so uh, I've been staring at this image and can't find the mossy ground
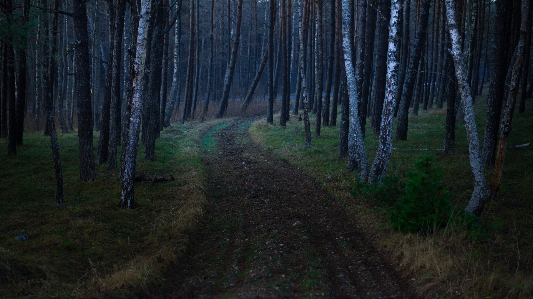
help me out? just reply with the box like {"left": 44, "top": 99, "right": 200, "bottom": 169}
{"left": 0, "top": 120, "right": 224, "bottom": 297}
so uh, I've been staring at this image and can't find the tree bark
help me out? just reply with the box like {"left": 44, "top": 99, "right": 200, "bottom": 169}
{"left": 444, "top": 0, "right": 487, "bottom": 217}
{"left": 490, "top": 0, "right": 531, "bottom": 195}
{"left": 370, "top": 0, "right": 391, "bottom": 135}
{"left": 120, "top": 0, "right": 151, "bottom": 209}
{"left": 241, "top": 47, "right": 268, "bottom": 112}
{"left": 314, "top": 0, "right": 324, "bottom": 135}
{"left": 342, "top": 0, "right": 368, "bottom": 178}
{"left": 267, "top": 0, "right": 276, "bottom": 124}
{"left": 481, "top": 0, "right": 513, "bottom": 169}
{"left": 368, "top": 0, "right": 401, "bottom": 183}
{"left": 44, "top": 0, "right": 64, "bottom": 205}
{"left": 164, "top": 0, "right": 183, "bottom": 126}
{"left": 107, "top": 0, "right": 126, "bottom": 169}
{"left": 73, "top": 0, "right": 96, "bottom": 181}
{"left": 216, "top": 0, "right": 244, "bottom": 118}
{"left": 395, "top": 0, "right": 431, "bottom": 141}
{"left": 298, "top": 0, "right": 312, "bottom": 148}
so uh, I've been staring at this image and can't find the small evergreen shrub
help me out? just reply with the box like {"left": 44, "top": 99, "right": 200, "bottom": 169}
{"left": 388, "top": 155, "right": 452, "bottom": 233}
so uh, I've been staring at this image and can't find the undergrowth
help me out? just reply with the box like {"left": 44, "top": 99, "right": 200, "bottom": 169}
{"left": 0, "top": 120, "right": 225, "bottom": 297}
{"left": 250, "top": 101, "right": 533, "bottom": 298}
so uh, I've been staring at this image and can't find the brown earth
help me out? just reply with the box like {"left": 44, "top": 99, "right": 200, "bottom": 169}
{"left": 150, "top": 118, "right": 416, "bottom": 298}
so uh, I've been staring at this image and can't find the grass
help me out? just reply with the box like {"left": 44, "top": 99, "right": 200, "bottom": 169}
{"left": 0, "top": 120, "right": 222, "bottom": 297}
{"left": 249, "top": 100, "right": 533, "bottom": 298}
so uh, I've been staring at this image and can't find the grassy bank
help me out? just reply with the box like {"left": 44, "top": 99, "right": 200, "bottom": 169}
{"left": 0, "top": 120, "right": 228, "bottom": 297}
{"left": 249, "top": 104, "right": 533, "bottom": 298}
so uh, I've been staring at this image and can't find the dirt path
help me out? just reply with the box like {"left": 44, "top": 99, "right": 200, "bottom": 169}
{"left": 157, "top": 119, "right": 414, "bottom": 298}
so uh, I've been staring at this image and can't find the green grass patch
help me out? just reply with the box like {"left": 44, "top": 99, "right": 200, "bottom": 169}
{"left": 250, "top": 104, "right": 533, "bottom": 298}
{"left": 0, "top": 121, "right": 211, "bottom": 297}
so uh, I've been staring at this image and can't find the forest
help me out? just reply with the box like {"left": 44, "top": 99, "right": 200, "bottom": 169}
{"left": 0, "top": 0, "right": 532, "bottom": 297}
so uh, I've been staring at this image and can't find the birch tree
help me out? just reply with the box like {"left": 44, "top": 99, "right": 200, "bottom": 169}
{"left": 341, "top": 0, "right": 368, "bottom": 177}
{"left": 119, "top": 0, "right": 151, "bottom": 209}
{"left": 444, "top": 0, "right": 487, "bottom": 216}
{"left": 368, "top": 0, "right": 401, "bottom": 182}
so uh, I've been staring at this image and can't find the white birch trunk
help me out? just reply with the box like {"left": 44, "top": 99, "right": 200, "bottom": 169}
{"left": 120, "top": 0, "right": 151, "bottom": 209}
{"left": 444, "top": 0, "right": 487, "bottom": 216}
{"left": 341, "top": 0, "right": 368, "bottom": 179}
{"left": 368, "top": 0, "right": 401, "bottom": 183}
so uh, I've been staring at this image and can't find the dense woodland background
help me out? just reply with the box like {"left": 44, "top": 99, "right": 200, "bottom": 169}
{"left": 1, "top": 0, "right": 533, "bottom": 297}
{"left": 0, "top": 0, "right": 531, "bottom": 210}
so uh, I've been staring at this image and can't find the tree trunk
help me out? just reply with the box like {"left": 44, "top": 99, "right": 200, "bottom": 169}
{"left": 145, "top": 0, "right": 168, "bottom": 161}
{"left": 444, "top": 0, "right": 487, "bottom": 217}
{"left": 355, "top": 0, "right": 367, "bottom": 135}
{"left": 368, "top": 0, "right": 401, "bottom": 182}
{"left": 216, "top": 0, "right": 243, "bottom": 118}
{"left": 203, "top": 0, "right": 215, "bottom": 116}
{"left": 181, "top": 0, "right": 196, "bottom": 123}
{"left": 370, "top": 0, "right": 391, "bottom": 135}
{"left": 395, "top": 0, "right": 431, "bottom": 141}
{"left": 98, "top": 1, "right": 116, "bottom": 165}
{"left": 322, "top": 0, "right": 334, "bottom": 127}
{"left": 164, "top": 0, "right": 183, "bottom": 126}
{"left": 73, "top": 0, "right": 96, "bottom": 181}
{"left": 267, "top": 0, "right": 276, "bottom": 124}
{"left": 330, "top": 0, "right": 342, "bottom": 126}
{"left": 5, "top": 0, "right": 16, "bottom": 155}
{"left": 481, "top": 0, "right": 513, "bottom": 169}
{"left": 241, "top": 47, "right": 268, "bottom": 112}
{"left": 280, "top": 0, "right": 289, "bottom": 126}
{"left": 342, "top": 0, "right": 368, "bottom": 178}
{"left": 298, "top": 0, "right": 312, "bottom": 148}
{"left": 15, "top": 0, "right": 30, "bottom": 145}
{"left": 44, "top": 0, "right": 64, "bottom": 205}
{"left": 120, "top": 0, "right": 151, "bottom": 209}
{"left": 490, "top": 0, "right": 531, "bottom": 195}
{"left": 314, "top": 0, "right": 324, "bottom": 136}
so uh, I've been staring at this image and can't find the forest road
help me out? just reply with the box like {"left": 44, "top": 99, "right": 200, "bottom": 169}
{"left": 154, "top": 118, "right": 415, "bottom": 298}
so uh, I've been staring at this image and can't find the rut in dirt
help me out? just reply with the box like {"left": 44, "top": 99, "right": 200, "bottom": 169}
{"left": 160, "top": 119, "right": 414, "bottom": 298}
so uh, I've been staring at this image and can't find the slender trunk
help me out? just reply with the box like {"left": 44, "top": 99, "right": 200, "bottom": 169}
{"left": 314, "top": 0, "right": 324, "bottom": 136}
{"left": 216, "top": 0, "right": 244, "bottom": 118}
{"left": 164, "top": 0, "right": 183, "bottom": 126}
{"left": 395, "top": 0, "right": 431, "bottom": 141}
{"left": 370, "top": 0, "right": 391, "bottom": 135}
{"left": 203, "top": 0, "right": 215, "bottom": 116}
{"left": 445, "top": 0, "right": 487, "bottom": 217}
{"left": 323, "top": 0, "right": 335, "bottom": 127}
{"left": 481, "top": 0, "right": 513, "bottom": 169}
{"left": 355, "top": 0, "right": 367, "bottom": 135}
{"left": 267, "top": 0, "right": 276, "bottom": 124}
{"left": 241, "top": 47, "right": 268, "bottom": 112}
{"left": 490, "top": 0, "right": 531, "bottom": 195}
{"left": 15, "top": 0, "right": 30, "bottom": 145}
{"left": 368, "top": 0, "right": 401, "bottom": 183}
{"left": 342, "top": 0, "right": 368, "bottom": 178}
{"left": 330, "top": 0, "right": 342, "bottom": 126}
{"left": 44, "top": 0, "right": 64, "bottom": 205}
{"left": 73, "top": 0, "right": 96, "bottom": 181}
{"left": 120, "top": 0, "right": 151, "bottom": 209}
{"left": 298, "top": 0, "right": 312, "bottom": 148}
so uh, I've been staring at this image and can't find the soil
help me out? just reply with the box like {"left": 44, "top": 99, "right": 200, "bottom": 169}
{"left": 151, "top": 118, "right": 416, "bottom": 298}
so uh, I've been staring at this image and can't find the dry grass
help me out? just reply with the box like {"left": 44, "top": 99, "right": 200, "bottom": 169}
{"left": 249, "top": 101, "right": 533, "bottom": 298}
